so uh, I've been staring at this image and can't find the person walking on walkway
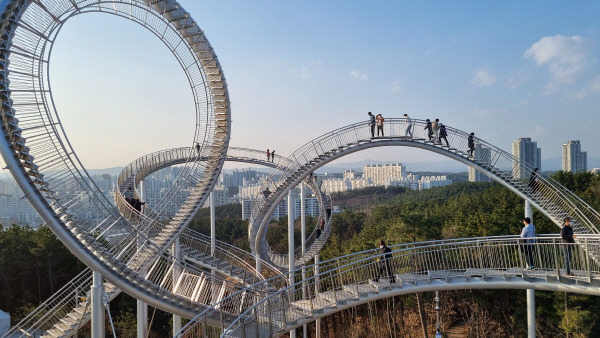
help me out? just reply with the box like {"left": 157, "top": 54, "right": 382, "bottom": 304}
{"left": 375, "top": 240, "right": 395, "bottom": 283}
{"left": 424, "top": 119, "right": 433, "bottom": 141}
{"left": 467, "top": 132, "right": 475, "bottom": 156}
{"left": 368, "top": 112, "right": 376, "bottom": 137}
{"left": 561, "top": 217, "right": 576, "bottom": 276}
{"left": 432, "top": 118, "right": 440, "bottom": 143}
{"left": 403, "top": 113, "right": 413, "bottom": 137}
{"left": 520, "top": 217, "right": 536, "bottom": 269}
{"left": 376, "top": 114, "right": 385, "bottom": 137}
{"left": 271, "top": 149, "right": 275, "bottom": 162}
{"left": 124, "top": 187, "right": 134, "bottom": 204}
{"left": 439, "top": 123, "right": 449, "bottom": 146}
{"left": 266, "top": 149, "right": 270, "bottom": 162}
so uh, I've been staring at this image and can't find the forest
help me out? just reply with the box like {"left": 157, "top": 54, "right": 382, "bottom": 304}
{"left": 1, "top": 170, "right": 599, "bottom": 337}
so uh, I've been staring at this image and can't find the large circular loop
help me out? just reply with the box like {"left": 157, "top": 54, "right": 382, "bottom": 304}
{"left": 0, "top": 0, "right": 230, "bottom": 317}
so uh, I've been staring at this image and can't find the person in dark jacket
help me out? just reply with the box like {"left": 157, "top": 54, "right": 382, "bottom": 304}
{"left": 467, "top": 132, "right": 475, "bottom": 156}
{"left": 439, "top": 123, "right": 449, "bottom": 147}
{"left": 561, "top": 217, "right": 576, "bottom": 276}
{"left": 368, "top": 112, "right": 376, "bottom": 138}
{"left": 424, "top": 119, "right": 433, "bottom": 141}
{"left": 375, "top": 240, "right": 395, "bottom": 283}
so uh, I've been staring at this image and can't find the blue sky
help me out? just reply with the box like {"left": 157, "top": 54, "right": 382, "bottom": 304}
{"left": 3, "top": 1, "right": 600, "bottom": 172}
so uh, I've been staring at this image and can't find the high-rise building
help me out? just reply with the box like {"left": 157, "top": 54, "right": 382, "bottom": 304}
{"left": 469, "top": 144, "right": 492, "bottom": 182}
{"left": 363, "top": 163, "right": 406, "bottom": 186}
{"left": 562, "top": 140, "right": 587, "bottom": 173}
{"left": 512, "top": 137, "right": 541, "bottom": 179}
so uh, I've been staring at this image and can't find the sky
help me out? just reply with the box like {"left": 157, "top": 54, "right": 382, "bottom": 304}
{"left": 2, "top": 1, "right": 600, "bottom": 174}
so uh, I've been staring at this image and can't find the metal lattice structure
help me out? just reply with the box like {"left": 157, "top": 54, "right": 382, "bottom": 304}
{"left": 250, "top": 118, "right": 600, "bottom": 266}
{"left": 1, "top": 0, "right": 600, "bottom": 337}
{"left": 177, "top": 235, "right": 600, "bottom": 337}
{"left": 0, "top": 0, "right": 231, "bottom": 320}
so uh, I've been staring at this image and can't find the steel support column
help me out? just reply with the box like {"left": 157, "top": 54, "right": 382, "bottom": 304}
{"left": 136, "top": 300, "right": 147, "bottom": 338}
{"left": 91, "top": 271, "right": 105, "bottom": 338}
{"left": 300, "top": 183, "right": 307, "bottom": 338}
{"left": 315, "top": 254, "right": 321, "bottom": 338}
{"left": 288, "top": 189, "right": 296, "bottom": 338}
{"left": 525, "top": 200, "right": 536, "bottom": 338}
{"left": 210, "top": 190, "right": 216, "bottom": 256}
{"left": 172, "top": 239, "right": 182, "bottom": 335}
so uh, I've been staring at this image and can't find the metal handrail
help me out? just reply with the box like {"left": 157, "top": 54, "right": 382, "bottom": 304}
{"left": 3, "top": 225, "right": 282, "bottom": 338}
{"left": 177, "top": 234, "right": 600, "bottom": 337}
{"left": 249, "top": 118, "right": 600, "bottom": 264}
{"left": 0, "top": 0, "right": 232, "bottom": 321}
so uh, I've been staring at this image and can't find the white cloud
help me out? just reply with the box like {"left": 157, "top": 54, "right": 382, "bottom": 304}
{"left": 575, "top": 75, "right": 600, "bottom": 99}
{"left": 471, "top": 67, "right": 496, "bottom": 87}
{"left": 290, "top": 60, "right": 323, "bottom": 79}
{"left": 524, "top": 35, "right": 589, "bottom": 94}
{"left": 470, "top": 107, "right": 493, "bottom": 119}
{"left": 389, "top": 81, "right": 401, "bottom": 92}
{"left": 350, "top": 69, "right": 368, "bottom": 80}
{"left": 506, "top": 70, "right": 529, "bottom": 90}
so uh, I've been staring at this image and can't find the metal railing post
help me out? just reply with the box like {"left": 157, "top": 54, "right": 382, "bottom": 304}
{"left": 553, "top": 239, "right": 560, "bottom": 278}
{"left": 586, "top": 238, "right": 592, "bottom": 283}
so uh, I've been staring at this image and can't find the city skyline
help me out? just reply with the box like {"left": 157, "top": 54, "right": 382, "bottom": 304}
{"left": 1, "top": 1, "right": 599, "bottom": 172}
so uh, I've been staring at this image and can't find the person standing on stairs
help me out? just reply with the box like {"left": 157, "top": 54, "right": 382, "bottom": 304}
{"left": 467, "top": 132, "right": 475, "bottom": 156}
{"left": 376, "top": 114, "right": 385, "bottom": 137}
{"left": 424, "top": 119, "right": 433, "bottom": 141}
{"left": 439, "top": 123, "right": 449, "bottom": 147}
{"left": 368, "top": 112, "right": 376, "bottom": 138}
{"left": 403, "top": 113, "right": 413, "bottom": 137}
{"left": 266, "top": 149, "right": 270, "bottom": 162}
{"left": 432, "top": 118, "right": 440, "bottom": 143}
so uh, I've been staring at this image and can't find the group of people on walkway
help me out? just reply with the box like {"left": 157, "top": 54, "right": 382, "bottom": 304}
{"left": 367, "top": 113, "right": 466, "bottom": 150}
{"left": 266, "top": 149, "right": 275, "bottom": 163}
{"left": 367, "top": 112, "right": 386, "bottom": 137}
{"left": 373, "top": 215, "right": 579, "bottom": 283}
{"left": 123, "top": 187, "right": 145, "bottom": 214}
{"left": 520, "top": 216, "right": 576, "bottom": 276}
{"left": 423, "top": 118, "right": 450, "bottom": 146}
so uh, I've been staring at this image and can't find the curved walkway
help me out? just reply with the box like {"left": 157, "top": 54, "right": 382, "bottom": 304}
{"left": 5, "top": 147, "right": 290, "bottom": 337}
{"left": 0, "top": 0, "right": 230, "bottom": 320}
{"left": 249, "top": 118, "right": 600, "bottom": 266}
{"left": 178, "top": 234, "right": 600, "bottom": 337}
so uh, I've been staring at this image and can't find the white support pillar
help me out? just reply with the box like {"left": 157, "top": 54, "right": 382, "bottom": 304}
{"left": 210, "top": 190, "right": 216, "bottom": 256}
{"left": 525, "top": 200, "right": 535, "bottom": 338}
{"left": 288, "top": 189, "right": 296, "bottom": 338}
{"left": 210, "top": 190, "right": 218, "bottom": 301}
{"left": 136, "top": 300, "right": 148, "bottom": 338}
{"left": 315, "top": 254, "right": 321, "bottom": 338}
{"left": 91, "top": 271, "right": 105, "bottom": 338}
{"left": 300, "top": 184, "right": 306, "bottom": 255}
{"left": 527, "top": 288, "right": 536, "bottom": 338}
{"left": 300, "top": 183, "right": 307, "bottom": 338}
{"left": 172, "top": 239, "right": 182, "bottom": 335}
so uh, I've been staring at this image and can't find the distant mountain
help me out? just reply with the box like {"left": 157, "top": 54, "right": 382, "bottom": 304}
{"left": 85, "top": 167, "right": 124, "bottom": 176}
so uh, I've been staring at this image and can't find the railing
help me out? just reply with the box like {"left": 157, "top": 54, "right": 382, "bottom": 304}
{"left": 266, "top": 176, "right": 333, "bottom": 267}
{"left": 177, "top": 234, "right": 600, "bottom": 337}
{"left": 5, "top": 225, "right": 283, "bottom": 338}
{"left": 0, "top": 0, "right": 232, "bottom": 320}
{"left": 249, "top": 118, "right": 600, "bottom": 264}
